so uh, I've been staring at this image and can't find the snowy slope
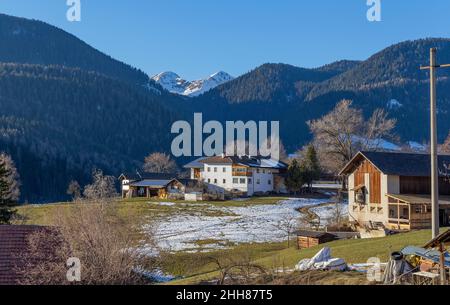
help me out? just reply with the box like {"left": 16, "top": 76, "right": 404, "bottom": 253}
{"left": 151, "top": 71, "right": 234, "bottom": 97}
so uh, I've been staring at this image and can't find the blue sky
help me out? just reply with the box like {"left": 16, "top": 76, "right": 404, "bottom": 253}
{"left": 1, "top": 0, "right": 450, "bottom": 80}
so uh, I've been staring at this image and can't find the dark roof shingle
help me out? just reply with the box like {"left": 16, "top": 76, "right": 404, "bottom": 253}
{"left": 340, "top": 151, "right": 450, "bottom": 177}
{"left": 0, "top": 225, "right": 59, "bottom": 285}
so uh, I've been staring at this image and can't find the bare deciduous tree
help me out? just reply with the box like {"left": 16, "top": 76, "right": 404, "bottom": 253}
{"left": 83, "top": 169, "right": 118, "bottom": 202}
{"left": 0, "top": 152, "right": 20, "bottom": 202}
{"left": 272, "top": 215, "right": 298, "bottom": 248}
{"left": 20, "top": 203, "right": 157, "bottom": 285}
{"left": 209, "top": 253, "right": 269, "bottom": 285}
{"left": 143, "top": 153, "right": 178, "bottom": 173}
{"left": 308, "top": 100, "right": 396, "bottom": 174}
{"left": 329, "top": 197, "right": 346, "bottom": 229}
{"left": 439, "top": 131, "right": 450, "bottom": 153}
{"left": 66, "top": 180, "right": 81, "bottom": 201}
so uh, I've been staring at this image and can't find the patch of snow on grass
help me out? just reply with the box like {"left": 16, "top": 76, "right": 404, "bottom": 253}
{"left": 151, "top": 202, "right": 177, "bottom": 206}
{"left": 152, "top": 198, "right": 328, "bottom": 252}
{"left": 310, "top": 203, "right": 348, "bottom": 226}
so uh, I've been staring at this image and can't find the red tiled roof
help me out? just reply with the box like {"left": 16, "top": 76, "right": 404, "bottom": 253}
{"left": 0, "top": 225, "right": 57, "bottom": 285}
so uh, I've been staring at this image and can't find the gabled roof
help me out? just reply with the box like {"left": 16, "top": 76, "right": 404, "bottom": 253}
{"left": 184, "top": 157, "right": 208, "bottom": 169}
{"left": 424, "top": 229, "right": 450, "bottom": 249}
{"left": 128, "top": 179, "right": 176, "bottom": 188}
{"left": 198, "top": 155, "right": 287, "bottom": 169}
{"left": 339, "top": 151, "right": 450, "bottom": 177}
{"left": 177, "top": 178, "right": 202, "bottom": 187}
{"left": 0, "top": 225, "right": 61, "bottom": 285}
{"left": 119, "top": 172, "right": 177, "bottom": 181}
{"left": 295, "top": 230, "right": 337, "bottom": 239}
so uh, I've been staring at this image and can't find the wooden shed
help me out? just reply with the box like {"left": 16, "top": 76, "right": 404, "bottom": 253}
{"left": 296, "top": 231, "right": 337, "bottom": 249}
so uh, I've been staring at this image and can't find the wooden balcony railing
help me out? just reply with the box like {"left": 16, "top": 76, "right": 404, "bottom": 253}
{"left": 232, "top": 171, "right": 253, "bottom": 177}
{"left": 388, "top": 218, "right": 410, "bottom": 225}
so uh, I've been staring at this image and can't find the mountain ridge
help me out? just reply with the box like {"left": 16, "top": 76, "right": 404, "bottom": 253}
{"left": 152, "top": 71, "right": 234, "bottom": 97}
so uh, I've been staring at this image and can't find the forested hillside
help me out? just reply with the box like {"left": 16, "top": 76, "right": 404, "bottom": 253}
{"left": 0, "top": 13, "right": 151, "bottom": 86}
{"left": 0, "top": 63, "right": 180, "bottom": 202}
{"left": 190, "top": 38, "right": 450, "bottom": 150}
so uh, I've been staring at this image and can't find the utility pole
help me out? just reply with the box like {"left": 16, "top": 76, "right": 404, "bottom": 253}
{"left": 420, "top": 48, "right": 450, "bottom": 238}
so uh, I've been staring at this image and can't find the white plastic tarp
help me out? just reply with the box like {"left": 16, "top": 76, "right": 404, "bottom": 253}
{"left": 295, "top": 247, "right": 347, "bottom": 272}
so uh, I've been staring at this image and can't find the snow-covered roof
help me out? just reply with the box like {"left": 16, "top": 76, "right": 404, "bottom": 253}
{"left": 194, "top": 155, "right": 287, "bottom": 169}
{"left": 184, "top": 157, "right": 208, "bottom": 169}
{"left": 128, "top": 179, "right": 174, "bottom": 188}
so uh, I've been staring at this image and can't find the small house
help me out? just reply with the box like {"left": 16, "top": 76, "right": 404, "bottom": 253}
{"left": 296, "top": 230, "right": 337, "bottom": 249}
{"left": 118, "top": 173, "right": 201, "bottom": 199}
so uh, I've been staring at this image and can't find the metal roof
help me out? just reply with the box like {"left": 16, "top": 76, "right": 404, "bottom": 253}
{"left": 129, "top": 179, "right": 174, "bottom": 188}
{"left": 386, "top": 193, "right": 450, "bottom": 205}
{"left": 424, "top": 230, "right": 450, "bottom": 249}
{"left": 340, "top": 151, "right": 450, "bottom": 177}
{"left": 197, "top": 155, "right": 287, "bottom": 169}
{"left": 295, "top": 230, "right": 337, "bottom": 239}
{"left": 183, "top": 157, "right": 208, "bottom": 169}
{"left": 119, "top": 172, "right": 177, "bottom": 181}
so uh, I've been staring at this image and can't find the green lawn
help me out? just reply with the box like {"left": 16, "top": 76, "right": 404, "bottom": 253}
{"left": 14, "top": 196, "right": 290, "bottom": 226}
{"left": 14, "top": 197, "right": 444, "bottom": 285}
{"left": 167, "top": 228, "right": 444, "bottom": 285}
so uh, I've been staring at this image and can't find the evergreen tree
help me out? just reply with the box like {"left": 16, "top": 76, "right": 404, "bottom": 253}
{"left": 303, "top": 145, "right": 321, "bottom": 191}
{"left": 286, "top": 159, "right": 305, "bottom": 195}
{"left": 0, "top": 158, "right": 17, "bottom": 224}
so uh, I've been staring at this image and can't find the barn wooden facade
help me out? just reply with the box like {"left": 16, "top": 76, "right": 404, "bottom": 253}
{"left": 296, "top": 231, "right": 337, "bottom": 249}
{"left": 340, "top": 151, "right": 450, "bottom": 231}
{"left": 118, "top": 173, "right": 199, "bottom": 199}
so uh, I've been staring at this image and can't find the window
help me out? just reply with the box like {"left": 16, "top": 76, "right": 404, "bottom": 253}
{"left": 389, "top": 209, "right": 395, "bottom": 218}
{"left": 240, "top": 178, "right": 246, "bottom": 184}
{"left": 207, "top": 179, "right": 211, "bottom": 183}
{"left": 233, "top": 178, "right": 239, "bottom": 184}
{"left": 223, "top": 167, "right": 226, "bottom": 173}
{"left": 268, "top": 180, "right": 272, "bottom": 185}
{"left": 402, "top": 208, "right": 409, "bottom": 218}
{"left": 257, "top": 169, "right": 260, "bottom": 174}
{"left": 207, "top": 167, "right": 211, "bottom": 172}
{"left": 248, "top": 178, "right": 252, "bottom": 184}
{"left": 257, "top": 179, "right": 260, "bottom": 185}
{"left": 214, "top": 167, "right": 218, "bottom": 173}
{"left": 415, "top": 207, "right": 422, "bottom": 214}
{"left": 223, "top": 179, "right": 226, "bottom": 184}
{"left": 214, "top": 179, "right": 218, "bottom": 184}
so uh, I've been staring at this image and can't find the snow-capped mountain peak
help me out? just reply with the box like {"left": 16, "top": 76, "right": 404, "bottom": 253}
{"left": 151, "top": 71, "right": 234, "bottom": 97}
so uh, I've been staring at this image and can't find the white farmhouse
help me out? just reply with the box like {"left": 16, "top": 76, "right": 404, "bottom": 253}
{"left": 184, "top": 155, "right": 287, "bottom": 196}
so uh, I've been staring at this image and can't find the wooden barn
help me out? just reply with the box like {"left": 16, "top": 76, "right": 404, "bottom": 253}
{"left": 119, "top": 173, "right": 183, "bottom": 199}
{"left": 340, "top": 151, "right": 450, "bottom": 231}
{"left": 296, "top": 231, "right": 337, "bottom": 249}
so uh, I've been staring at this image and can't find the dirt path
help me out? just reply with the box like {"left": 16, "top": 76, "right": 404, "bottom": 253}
{"left": 297, "top": 202, "right": 336, "bottom": 223}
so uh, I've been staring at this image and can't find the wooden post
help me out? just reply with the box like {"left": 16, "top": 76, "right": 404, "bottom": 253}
{"left": 397, "top": 201, "right": 401, "bottom": 230}
{"left": 430, "top": 48, "right": 440, "bottom": 239}
{"left": 420, "top": 48, "right": 450, "bottom": 238}
{"left": 439, "top": 243, "right": 447, "bottom": 285}
{"left": 409, "top": 204, "right": 412, "bottom": 230}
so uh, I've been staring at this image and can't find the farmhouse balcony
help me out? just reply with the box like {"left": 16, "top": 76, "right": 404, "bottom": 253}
{"left": 232, "top": 171, "right": 253, "bottom": 177}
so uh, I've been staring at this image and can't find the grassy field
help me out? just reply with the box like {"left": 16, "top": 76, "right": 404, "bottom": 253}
{"left": 13, "top": 197, "right": 443, "bottom": 285}
{"left": 14, "top": 196, "right": 290, "bottom": 226}
{"left": 165, "top": 228, "right": 443, "bottom": 285}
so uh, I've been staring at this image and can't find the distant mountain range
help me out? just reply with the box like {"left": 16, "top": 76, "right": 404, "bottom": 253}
{"left": 152, "top": 71, "right": 234, "bottom": 97}
{"left": 1, "top": 12, "right": 450, "bottom": 202}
